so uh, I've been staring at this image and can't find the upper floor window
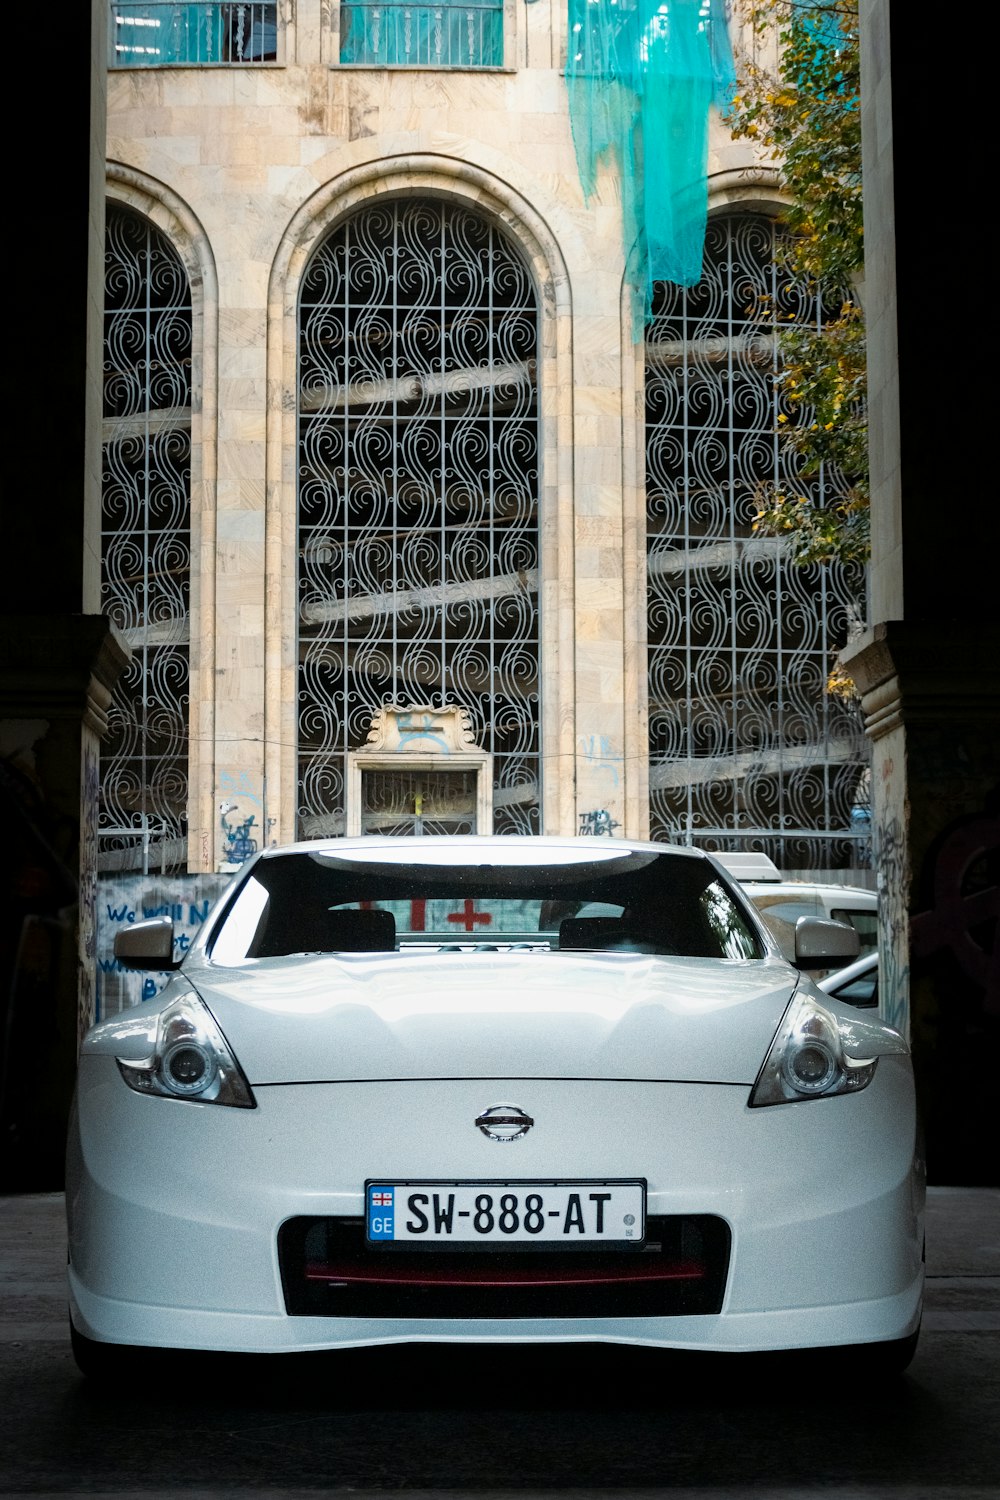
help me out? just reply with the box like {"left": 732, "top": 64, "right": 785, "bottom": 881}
{"left": 110, "top": 2, "right": 278, "bottom": 67}
{"left": 339, "top": 1, "right": 503, "bottom": 67}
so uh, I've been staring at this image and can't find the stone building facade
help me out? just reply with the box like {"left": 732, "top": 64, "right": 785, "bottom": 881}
{"left": 2, "top": 0, "right": 993, "bottom": 1187}
{"left": 97, "top": 0, "right": 869, "bottom": 929}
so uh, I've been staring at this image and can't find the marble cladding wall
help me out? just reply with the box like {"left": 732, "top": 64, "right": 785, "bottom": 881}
{"left": 106, "top": 1, "right": 765, "bottom": 869}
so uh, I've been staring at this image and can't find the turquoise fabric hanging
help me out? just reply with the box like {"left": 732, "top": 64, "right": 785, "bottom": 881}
{"left": 566, "top": 0, "right": 735, "bottom": 315}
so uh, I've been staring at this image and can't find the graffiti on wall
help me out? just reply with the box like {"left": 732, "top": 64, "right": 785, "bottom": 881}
{"left": 578, "top": 809, "right": 621, "bottom": 836}
{"left": 219, "top": 769, "right": 261, "bottom": 808}
{"left": 97, "top": 873, "right": 230, "bottom": 1018}
{"left": 220, "top": 802, "right": 259, "bottom": 865}
{"left": 217, "top": 769, "right": 265, "bottom": 866}
{"left": 579, "top": 735, "right": 621, "bottom": 788}
{"left": 396, "top": 712, "right": 452, "bottom": 753}
{"left": 79, "top": 731, "right": 101, "bottom": 1042}
{"left": 876, "top": 810, "right": 910, "bottom": 1035}
{"left": 869, "top": 747, "right": 911, "bottom": 1036}
{"left": 578, "top": 734, "right": 623, "bottom": 838}
{"left": 911, "top": 811, "right": 999, "bottom": 1017}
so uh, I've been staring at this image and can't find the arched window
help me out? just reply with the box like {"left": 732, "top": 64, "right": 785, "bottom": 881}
{"left": 646, "top": 213, "right": 868, "bottom": 872}
{"left": 297, "top": 198, "right": 540, "bottom": 836}
{"left": 100, "top": 205, "right": 192, "bottom": 874}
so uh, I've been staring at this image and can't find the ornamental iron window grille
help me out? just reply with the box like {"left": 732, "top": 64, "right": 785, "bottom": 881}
{"left": 339, "top": 1, "right": 504, "bottom": 67}
{"left": 109, "top": 2, "right": 278, "bottom": 67}
{"left": 361, "top": 768, "right": 479, "bottom": 835}
{"left": 646, "top": 214, "right": 869, "bottom": 872}
{"left": 100, "top": 205, "right": 192, "bottom": 875}
{"left": 297, "top": 199, "right": 540, "bottom": 839}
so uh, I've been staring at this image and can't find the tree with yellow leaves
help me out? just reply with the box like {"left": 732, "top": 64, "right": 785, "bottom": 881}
{"left": 729, "top": 0, "right": 869, "bottom": 567}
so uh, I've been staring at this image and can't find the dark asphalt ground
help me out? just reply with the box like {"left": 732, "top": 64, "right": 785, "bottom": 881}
{"left": 1, "top": 1186, "right": 998, "bottom": 1498}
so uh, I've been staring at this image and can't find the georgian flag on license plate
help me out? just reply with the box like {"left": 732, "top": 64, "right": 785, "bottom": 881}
{"left": 368, "top": 1184, "right": 395, "bottom": 1240}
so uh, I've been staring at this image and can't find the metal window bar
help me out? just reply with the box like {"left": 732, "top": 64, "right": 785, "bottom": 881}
{"left": 645, "top": 214, "right": 869, "bottom": 874}
{"left": 361, "top": 769, "right": 479, "bottom": 835}
{"left": 109, "top": 2, "right": 278, "bottom": 67}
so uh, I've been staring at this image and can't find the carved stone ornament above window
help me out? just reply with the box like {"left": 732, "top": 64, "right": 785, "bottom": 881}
{"left": 362, "top": 705, "right": 482, "bottom": 757}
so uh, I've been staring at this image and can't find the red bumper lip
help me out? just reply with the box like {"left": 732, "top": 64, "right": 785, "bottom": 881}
{"left": 305, "top": 1258, "right": 707, "bottom": 1288}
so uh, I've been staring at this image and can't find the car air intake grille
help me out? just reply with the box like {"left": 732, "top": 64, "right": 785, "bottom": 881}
{"left": 278, "top": 1215, "right": 730, "bottom": 1319}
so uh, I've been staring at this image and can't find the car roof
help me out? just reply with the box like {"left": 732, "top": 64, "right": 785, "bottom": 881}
{"left": 741, "top": 881, "right": 877, "bottom": 904}
{"left": 255, "top": 834, "right": 714, "bottom": 864}
{"left": 715, "top": 852, "right": 783, "bottom": 881}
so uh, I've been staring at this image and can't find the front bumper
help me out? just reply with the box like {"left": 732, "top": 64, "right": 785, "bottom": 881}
{"left": 67, "top": 1060, "right": 924, "bottom": 1355}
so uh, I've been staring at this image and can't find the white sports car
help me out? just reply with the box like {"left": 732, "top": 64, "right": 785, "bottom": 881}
{"left": 67, "top": 837, "right": 924, "bottom": 1375}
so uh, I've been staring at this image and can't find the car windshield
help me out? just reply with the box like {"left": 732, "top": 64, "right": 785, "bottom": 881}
{"left": 207, "top": 847, "right": 766, "bottom": 963}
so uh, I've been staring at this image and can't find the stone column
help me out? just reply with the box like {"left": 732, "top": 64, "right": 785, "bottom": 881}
{"left": 851, "top": 0, "right": 999, "bottom": 1184}
{"left": 0, "top": 0, "right": 120, "bottom": 1187}
{"left": 0, "top": 618, "right": 128, "bottom": 1188}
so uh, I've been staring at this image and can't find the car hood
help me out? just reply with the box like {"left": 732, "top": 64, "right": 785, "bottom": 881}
{"left": 180, "top": 951, "right": 799, "bottom": 1086}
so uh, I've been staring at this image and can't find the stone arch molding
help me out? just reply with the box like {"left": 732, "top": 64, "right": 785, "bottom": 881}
{"left": 706, "top": 167, "right": 791, "bottom": 221}
{"left": 104, "top": 162, "right": 220, "bottom": 875}
{"left": 263, "top": 154, "right": 578, "bottom": 842}
{"left": 106, "top": 163, "right": 219, "bottom": 310}
{"left": 268, "top": 155, "right": 572, "bottom": 324}
{"left": 104, "top": 163, "right": 219, "bottom": 502}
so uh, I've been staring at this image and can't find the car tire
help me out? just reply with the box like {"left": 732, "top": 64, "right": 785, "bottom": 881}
{"left": 70, "top": 1316, "right": 206, "bottom": 1383}
{"left": 842, "top": 1321, "right": 921, "bottom": 1378}
{"left": 873, "top": 1321, "right": 921, "bottom": 1375}
{"left": 69, "top": 1317, "right": 133, "bottom": 1378}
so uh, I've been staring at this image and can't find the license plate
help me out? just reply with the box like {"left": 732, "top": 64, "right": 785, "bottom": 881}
{"left": 365, "top": 1179, "right": 645, "bottom": 1247}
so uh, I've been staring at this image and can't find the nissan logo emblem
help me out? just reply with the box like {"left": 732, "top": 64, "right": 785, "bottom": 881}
{"left": 475, "top": 1103, "right": 534, "bottom": 1142}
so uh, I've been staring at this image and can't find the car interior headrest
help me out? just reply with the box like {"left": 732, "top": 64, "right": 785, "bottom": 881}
{"left": 558, "top": 916, "right": 654, "bottom": 952}
{"left": 324, "top": 907, "right": 397, "bottom": 952}
{"left": 252, "top": 904, "right": 396, "bottom": 956}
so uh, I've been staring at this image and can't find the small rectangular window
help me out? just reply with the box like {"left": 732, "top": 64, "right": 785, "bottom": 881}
{"left": 339, "top": 1, "right": 503, "bottom": 67}
{"left": 110, "top": 3, "right": 279, "bottom": 68}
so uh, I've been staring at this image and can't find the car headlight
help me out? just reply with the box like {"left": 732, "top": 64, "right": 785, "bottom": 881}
{"left": 749, "top": 989, "right": 908, "bottom": 1107}
{"left": 116, "top": 990, "right": 255, "bottom": 1107}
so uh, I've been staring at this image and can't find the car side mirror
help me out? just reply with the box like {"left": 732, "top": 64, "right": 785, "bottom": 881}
{"left": 793, "top": 916, "right": 860, "bottom": 969}
{"left": 113, "top": 916, "right": 181, "bottom": 971}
